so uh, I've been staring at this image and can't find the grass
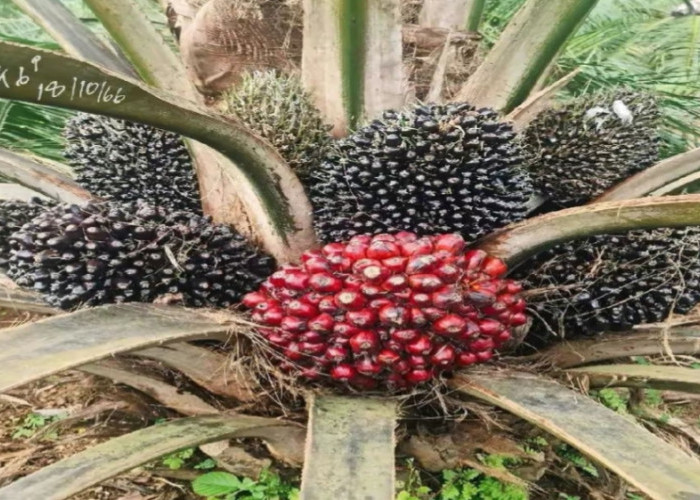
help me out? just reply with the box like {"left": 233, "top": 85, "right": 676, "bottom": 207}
{"left": 556, "top": 444, "right": 600, "bottom": 478}
{"left": 184, "top": 457, "right": 529, "bottom": 500}
{"left": 594, "top": 388, "right": 629, "bottom": 414}
{"left": 11, "top": 411, "right": 65, "bottom": 439}
{"left": 395, "top": 458, "right": 529, "bottom": 500}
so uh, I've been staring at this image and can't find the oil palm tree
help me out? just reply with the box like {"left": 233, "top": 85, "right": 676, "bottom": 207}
{"left": 0, "top": 1, "right": 700, "bottom": 499}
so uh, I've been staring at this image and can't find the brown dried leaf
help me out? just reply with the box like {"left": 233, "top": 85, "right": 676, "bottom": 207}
{"left": 400, "top": 421, "right": 533, "bottom": 472}
{"left": 0, "top": 446, "right": 41, "bottom": 481}
{"left": 212, "top": 446, "right": 272, "bottom": 478}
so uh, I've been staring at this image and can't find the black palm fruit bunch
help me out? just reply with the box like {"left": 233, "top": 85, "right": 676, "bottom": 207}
{"left": 0, "top": 197, "right": 53, "bottom": 270}
{"left": 309, "top": 102, "right": 533, "bottom": 243}
{"left": 7, "top": 201, "right": 275, "bottom": 310}
{"left": 243, "top": 232, "right": 527, "bottom": 391}
{"left": 64, "top": 114, "right": 202, "bottom": 213}
{"left": 517, "top": 227, "right": 700, "bottom": 340}
{"left": 223, "top": 71, "right": 332, "bottom": 181}
{"left": 522, "top": 89, "right": 660, "bottom": 208}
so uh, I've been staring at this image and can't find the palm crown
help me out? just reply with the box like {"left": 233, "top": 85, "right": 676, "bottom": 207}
{"left": 1, "top": 0, "right": 700, "bottom": 498}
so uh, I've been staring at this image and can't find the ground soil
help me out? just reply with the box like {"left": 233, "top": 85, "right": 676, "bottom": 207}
{"left": 0, "top": 369, "right": 193, "bottom": 499}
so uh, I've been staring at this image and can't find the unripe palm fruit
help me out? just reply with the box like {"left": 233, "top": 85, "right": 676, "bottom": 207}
{"left": 0, "top": 197, "right": 53, "bottom": 270}
{"left": 522, "top": 90, "right": 660, "bottom": 207}
{"left": 243, "top": 232, "right": 528, "bottom": 391}
{"left": 310, "top": 102, "right": 533, "bottom": 243}
{"left": 223, "top": 71, "right": 332, "bottom": 181}
{"left": 517, "top": 227, "right": 700, "bottom": 340}
{"left": 7, "top": 201, "right": 274, "bottom": 310}
{"left": 64, "top": 114, "right": 201, "bottom": 213}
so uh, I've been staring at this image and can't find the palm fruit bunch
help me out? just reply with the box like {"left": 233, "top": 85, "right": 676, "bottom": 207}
{"left": 223, "top": 71, "right": 332, "bottom": 180}
{"left": 64, "top": 114, "right": 201, "bottom": 213}
{"left": 523, "top": 90, "right": 660, "bottom": 207}
{"left": 7, "top": 201, "right": 274, "bottom": 310}
{"left": 243, "top": 232, "right": 527, "bottom": 391}
{"left": 518, "top": 227, "right": 700, "bottom": 339}
{"left": 310, "top": 102, "right": 533, "bottom": 243}
{"left": 0, "top": 198, "right": 53, "bottom": 270}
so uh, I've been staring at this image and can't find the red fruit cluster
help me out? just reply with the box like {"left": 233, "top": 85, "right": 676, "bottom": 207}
{"left": 243, "top": 232, "right": 527, "bottom": 391}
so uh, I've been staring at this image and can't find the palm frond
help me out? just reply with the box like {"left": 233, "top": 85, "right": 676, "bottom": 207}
{"left": 0, "top": 0, "right": 123, "bottom": 162}
{"left": 0, "top": 1, "right": 70, "bottom": 161}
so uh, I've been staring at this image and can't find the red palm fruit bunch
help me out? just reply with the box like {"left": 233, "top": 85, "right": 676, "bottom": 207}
{"left": 243, "top": 232, "right": 527, "bottom": 391}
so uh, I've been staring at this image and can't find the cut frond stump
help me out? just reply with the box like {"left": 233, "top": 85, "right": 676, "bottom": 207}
{"left": 565, "top": 363, "right": 700, "bottom": 394}
{"left": 300, "top": 395, "right": 397, "bottom": 500}
{"left": 0, "top": 303, "right": 239, "bottom": 393}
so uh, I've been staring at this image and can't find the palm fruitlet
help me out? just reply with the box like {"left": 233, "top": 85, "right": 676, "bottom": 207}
{"left": 523, "top": 90, "right": 660, "bottom": 207}
{"left": 0, "top": 198, "right": 53, "bottom": 270}
{"left": 64, "top": 114, "right": 201, "bottom": 212}
{"left": 519, "top": 227, "right": 700, "bottom": 339}
{"left": 310, "top": 103, "right": 533, "bottom": 243}
{"left": 224, "top": 71, "right": 332, "bottom": 180}
{"left": 244, "top": 232, "right": 527, "bottom": 391}
{"left": 7, "top": 201, "right": 274, "bottom": 310}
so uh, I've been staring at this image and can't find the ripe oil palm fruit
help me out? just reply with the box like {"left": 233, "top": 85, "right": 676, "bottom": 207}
{"left": 243, "top": 232, "right": 526, "bottom": 390}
